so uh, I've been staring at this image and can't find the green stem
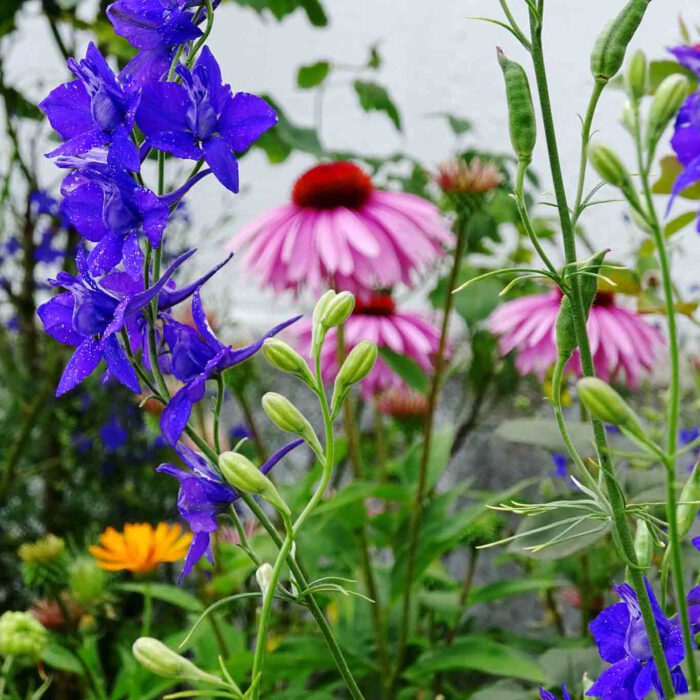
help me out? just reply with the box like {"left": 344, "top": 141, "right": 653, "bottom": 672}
{"left": 634, "top": 102, "right": 697, "bottom": 689}
{"left": 528, "top": 10, "right": 675, "bottom": 697}
{"left": 250, "top": 518, "right": 294, "bottom": 700}
{"left": 0, "top": 655, "right": 12, "bottom": 700}
{"left": 141, "top": 581, "right": 153, "bottom": 637}
{"left": 186, "top": 0, "right": 214, "bottom": 68}
{"left": 391, "top": 215, "right": 467, "bottom": 696}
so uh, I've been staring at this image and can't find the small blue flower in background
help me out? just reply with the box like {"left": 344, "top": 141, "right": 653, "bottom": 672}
{"left": 539, "top": 685, "right": 571, "bottom": 700}
{"left": 159, "top": 290, "right": 300, "bottom": 445}
{"left": 136, "top": 46, "right": 277, "bottom": 193}
{"left": 679, "top": 426, "right": 700, "bottom": 471}
{"left": 100, "top": 416, "right": 129, "bottom": 452}
{"left": 107, "top": 0, "right": 205, "bottom": 84}
{"left": 604, "top": 423, "right": 621, "bottom": 435}
{"left": 40, "top": 42, "right": 140, "bottom": 172}
{"left": 229, "top": 423, "right": 252, "bottom": 442}
{"left": 587, "top": 579, "right": 687, "bottom": 699}
{"left": 157, "top": 438, "right": 302, "bottom": 579}
{"left": 551, "top": 452, "right": 568, "bottom": 479}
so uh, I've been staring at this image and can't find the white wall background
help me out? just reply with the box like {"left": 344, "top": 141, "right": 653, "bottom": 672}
{"left": 6, "top": 0, "right": 700, "bottom": 331}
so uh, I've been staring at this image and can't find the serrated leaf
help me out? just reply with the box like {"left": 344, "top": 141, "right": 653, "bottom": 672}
{"left": 353, "top": 80, "right": 402, "bottom": 131}
{"left": 297, "top": 61, "right": 330, "bottom": 89}
{"left": 378, "top": 346, "right": 429, "bottom": 393}
{"left": 116, "top": 582, "right": 203, "bottom": 612}
{"left": 404, "top": 635, "right": 548, "bottom": 684}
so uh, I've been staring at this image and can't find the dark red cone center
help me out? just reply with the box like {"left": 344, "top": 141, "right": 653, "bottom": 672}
{"left": 292, "top": 161, "right": 373, "bottom": 210}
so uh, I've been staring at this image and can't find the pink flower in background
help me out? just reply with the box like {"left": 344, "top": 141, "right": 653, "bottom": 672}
{"left": 227, "top": 161, "right": 453, "bottom": 296}
{"left": 488, "top": 289, "right": 663, "bottom": 388}
{"left": 296, "top": 294, "right": 442, "bottom": 398}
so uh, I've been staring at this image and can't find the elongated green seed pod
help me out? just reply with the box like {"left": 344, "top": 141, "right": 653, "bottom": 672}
{"left": 590, "top": 0, "right": 651, "bottom": 83}
{"left": 497, "top": 48, "right": 536, "bottom": 164}
{"left": 677, "top": 463, "right": 700, "bottom": 539}
{"left": 634, "top": 519, "right": 653, "bottom": 569}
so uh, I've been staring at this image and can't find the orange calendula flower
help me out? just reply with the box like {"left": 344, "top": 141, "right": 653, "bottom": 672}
{"left": 89, "top": 523, "right": 192, "bottom": 573}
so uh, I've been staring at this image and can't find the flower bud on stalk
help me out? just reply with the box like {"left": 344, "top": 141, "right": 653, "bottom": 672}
{"left": 256, "top": 563, "right": 274, "bottom": 597}
{"left": 647, "top": 74, "right": 690, "bottom": 150}
{"left": 625, "top": 49, "right": 647, "bottom": 101}
{"left": 262, "top": 393, "right": 323, "bottom": 457}
{"left": 320, "top": 291, "right": 355, "bottom": 329}
{"left": 218, "top": 451, "right": 290, "bottom": 517}
{"left": 132, "top": 638, "right": 222, "bottom": 684}
{"left": 588, "top": 143, "right": 633, "bottom": 190}
{"left": 0, "top": 611, "right": 47, "bottom": 661}
{"left": 331, "top": 340, "right": 378, "bottom": 415}
{"left": 590, "top": 0, "right": 651, "bottom": 84}
{"left": 263, "top": 338, "right": 315, "bottom": 388}
{"left": 311, "top": 290, "right": 337, "bottom": 355}
{"left": 497, "top": 48, "right": 536, "bottom": 165}
{"left": 577, "top": 377, "right": 645, "bottom": 439}
{"left": 634, "top": 519, "right": 653, "bottom": 569}
{"left": 677, "top": 463, "right": 700, "bottom": 539}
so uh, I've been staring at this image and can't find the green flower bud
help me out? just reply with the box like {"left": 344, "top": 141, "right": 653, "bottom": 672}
{"left": 330, "top": 340, "right": 378, "bottom": 414}
{"left": 647, "top": 74, "right": 690, "bottom": 149}
{"left": 634, "top": 519, "right": 653, "bottom": 569}
{"left": 577, "top": 377, "right": 644, "bottom": 439}
{"left": 590, "top": 0, "right": 651, "bottom": 83}
{"left": 588, "top": 143, "right": 633, "bottom": 190}
{"left": 677, "top": 464, "right": 700, "bottom": 539}
{"left": 625, "top": 49, "right": 647, "bottom": 100}
{"left": 69, "top": 557, "right": 107, "bottom": 606}
{"left": 132, "top": 638, "right": 221, "bottom": 684}
{"left": 497, "top": 48, "right": 536, "bottom": 164}
{"left": 621, "top": 101, "right": 636, "bottom": 134}
{"left": 262, "top": 393, "right": 323, "bottom": 456}
{"left": 263, "top": 338, "right": 315, "bottom": 387}
{"left": 320, "top": 291, "right": 355, "bottom": 329}
{"left": 0, "top": 612, "right": 47, "bottom": 661}
{"left": 255, "top": 563, "right": 273, "bottom": 597}
{"left": 19, "top": 535, "right": 68, "bottom": 594}
{"left": 18, "top": 535, "right": 65, "bottom": 565}
{"left": 218, "top": 451, "right": 290, "bottom": 517}
{"left": 311, "top": 290, "right": 337, "bottom": 354}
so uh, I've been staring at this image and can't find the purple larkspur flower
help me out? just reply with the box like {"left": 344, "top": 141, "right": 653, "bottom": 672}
{"left": 159, "top": 290, "right": 300, "bottom": 444}
{"left": 107, "top": 0, "right": 205, "bottom": 84}
{"left": 670, "top": 44, "right": 700, "bottom": 77}
{"left": 587, "top": 580, "right": 687, "bottom": 699}
{"left": 37, "top": 247, "right": 193, "bottom": 396}
{"left": 539, "top": 686, "right": 571, "bottom": 700}
{"left": 157, "top": 439, "right": 302, "bottom": 579}
{"left": 551, "top": 452, "right": 568, "bottom": 479}
{"left": 40, "top": 43, "right": 139, "bottom": 172}
{"left": 136, "top": 46, "right": 276, "bottom": 193}
{"left": 35, "top": 229, "right": 65, "bottom": 265}
{"left": 229, "top": 423, "right": 252, "bottom": 442}
{"left": 669, "top": 92, "right": 700, "bottom": 229}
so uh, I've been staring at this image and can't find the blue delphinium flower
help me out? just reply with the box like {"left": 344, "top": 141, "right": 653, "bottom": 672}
{"left": 229, "top": 423, "right": 252, "bottom": 442}
{"left": 587, "top": 580, "right": 687, "bottom": 699}
{"left": 107, "top": 0, "right": 205, "bottom": 84}
{"left": 157, "top": 438, "right": 302, "bottom": 579}
{"left": 100, "top": 416, "right": 129, "bottom": 452}
{"left": 669, "top": 90, "right": 700, "bottom": 227}
{"left": 669, "top": 44, "right": 700, "bottom": 76}
{"left": 40, "top": 42, "right": 140, "bottom": 172}
{"left": 37, "top": 247, "right": 193, "bottom": 396}
{"left": 159, "top": 290, "right": 300, "bottom": 444}
{"left": 679, "top": 426, "right": 700, "bottom": 471}
{"left": 136, "top": 46, "right": 276, "bottom": 193}
{"left": 551, "top": 452, "right": 569, "bottom": 479}
{"left": 539, "top": 685, "right": 571, "bottom": 700}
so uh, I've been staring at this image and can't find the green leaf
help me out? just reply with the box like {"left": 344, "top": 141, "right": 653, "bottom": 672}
{"left": 469, "top": 681, "right": 530, "bottom": 700}
{"left": 378, "top": 347, "right": 429, "bottom": 393}
{"left": 297, "top": 61, "right": 330, "bottom": 89}
{"left": 653, "top": 155, "right": 700, "bottom": 200}
{"left": 665, "top": 211, "right": 697, "bottom": 238}
{"left": 313, "top": 480, "right": 410, "bottom": 515}
{"left": 256, "top": 96, "right": 323, "bottom": 162}
{"left": 400, "top": 426, "right": 454, "bottom": 492}
{"left": 538, "top": 647, "right": 603, "bottom": 694}
{"left": 353, "top": 80, "right": 402, "bottom": 131}
{"left": 0, "top": 0, "right": 26, "bottom": 37}
{"left": 430, "top": 265, "right": 502, "bottom": 325}
{"left": 41, "top": 644, "right": 84, "bottom": 675}
{"left": 404, "top": 635, "right": 548, "bottom": 684}
{"left": 495, "top": 418, "right": 593, "bottom": 455}
{"left": 298, "top": 0, "right": 328, "bottom": 26}
{"left": 648, "top": 60, "right": 697, "bottom": 93}
{"left": 367, "top": 44, "right": 382, "bottom": 70}
{"left": 116, "top": 582, "right": 203, "bottom": 612}
{"left": 468, "top": 576, "right": 565, "bottom": 605}
{"left": 233, "top": 0, "right": 328, "bottom": 26}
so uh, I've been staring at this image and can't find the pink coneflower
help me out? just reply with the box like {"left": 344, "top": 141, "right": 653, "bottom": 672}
{"left": 296, "top": 293, "right": 441, "bottom": 398}
{"left": 488, "top": 289, "right": 663, "bottom": 387}
{"left": 228, "top": 161, "right": 453, "bottom": 295}
{"left": 376, "top": 387, "right": 429, "bottom": 419}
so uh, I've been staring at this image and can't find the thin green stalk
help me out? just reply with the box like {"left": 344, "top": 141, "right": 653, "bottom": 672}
{"left": 634, "top": 101, "right": 697, "bottom": 688}
{"left": 0, "top": 655, "right": 12, "bottom": 700}
{"left": 528, "top": 10, "right": 675, "bottom": 697}
{"left": 187, "top": 0, "right": 214, "bottom": 68}
{"left": 391, "top": 217, "right": 468, "bottom": 696}
{"left": 250, "top": 516, "right": 294, "bottom": 700}
{"left": 141, "top": 582, "right": 153, "bottom": 637}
